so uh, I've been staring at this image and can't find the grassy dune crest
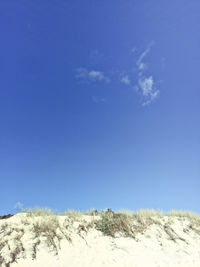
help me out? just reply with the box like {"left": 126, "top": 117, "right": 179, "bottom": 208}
{"left": 0, "top": 208, "right": 200, "bottom": 266}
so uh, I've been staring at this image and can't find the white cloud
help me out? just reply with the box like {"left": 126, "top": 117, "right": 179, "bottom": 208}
{"left": 75, "top": 41, "right": 160, "bottom": 106}
{"left": 137, "top": 48, "right": 150, "bottom": 70}
{"left": 138, "top": 76, "right": 154, "bottom": 97}
{"left": 76, "top": 68, "right": 110, "bottom": 83}
{"left": 134, "top": 41, "right": 159, "bottom": 106}
{"left": 138, "top": 76, "right": 159, "bottom": 105}
{"left": 136, "top": 41, "right": 155, "bottom": 71}
{"left": 89, "top": 70, "right": 106, "bottom": 81}
{"left": 120, "top": 75, "right": 131, "bottom": 85}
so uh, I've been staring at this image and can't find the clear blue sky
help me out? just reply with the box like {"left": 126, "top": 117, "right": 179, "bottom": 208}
{"left": 0, "top": 0, "right": 200, "bottom": 215}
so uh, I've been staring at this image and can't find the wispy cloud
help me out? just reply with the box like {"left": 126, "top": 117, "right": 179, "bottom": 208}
{"left": 138, "top": 76, "right": 159, "bottom": 106}
{"left": 134, "top": 41, "right": 159, "bottom": 106}
{"left": 14, "top": 202, "right": 24, "bottom": 211}
{"left": 120, "top": 75, "right": 131, "bottom": 85}
{"left": 136, "top": 41, "right": 155, "bottom": 71}
{"left": 76, "top": 68, "right": 110, "bottom": 83}
{"left": 89, "top": 70, "right": 108, "bottom": 82}
{"left": 76, "top": 42, "right": 160, "bottom": 106}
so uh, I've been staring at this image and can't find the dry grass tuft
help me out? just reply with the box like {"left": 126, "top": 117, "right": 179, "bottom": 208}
{"left": 32, "top": 216, "right": 60, "bottom": 237}
{"left": 168, "top": 210, "right": 199, "bottom": 219}
{"left": 0, "top": 224, "right": 25, "bottom": 266}
{"left": 95, "top": 210, "right": 135, "bottom": 238}
{"left": 32, "top": 215, "right": 62, "bottom": 254}
{"left": 83, "top": 209, "right": 99, "bottom": 216}
{"left": 136, "top": 209, "right": 163, "bottom": 219}
{"left": 23, "top": 207, "right": 53, "bottom": 217}
{"left": 61, "top": 210, "right": 82, "bottom": 220}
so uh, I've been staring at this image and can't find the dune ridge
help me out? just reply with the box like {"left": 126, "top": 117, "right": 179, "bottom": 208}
{"left": 1, "top": 209, "right": 200, "bottom": 267}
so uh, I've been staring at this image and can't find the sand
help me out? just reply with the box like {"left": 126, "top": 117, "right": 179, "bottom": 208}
{"left": 0, "top": 212, "right": 200, "bottom": 267}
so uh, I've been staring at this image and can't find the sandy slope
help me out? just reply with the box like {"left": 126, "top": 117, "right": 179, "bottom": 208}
{"left": 1, "top": 212, "right": 200, "bottom": 267}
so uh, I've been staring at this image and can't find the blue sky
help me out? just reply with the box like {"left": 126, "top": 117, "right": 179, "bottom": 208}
{"left": 0, "top": 0, "right": 200, "bottom": 215}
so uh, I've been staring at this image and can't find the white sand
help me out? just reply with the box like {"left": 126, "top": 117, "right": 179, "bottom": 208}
{"left": 1, "top": 212, "right": 200, "bottom": 267}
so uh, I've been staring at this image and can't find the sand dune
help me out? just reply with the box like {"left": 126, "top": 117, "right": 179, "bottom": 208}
{"left": 1, "top": 210, "right": 200, "bottom": 266}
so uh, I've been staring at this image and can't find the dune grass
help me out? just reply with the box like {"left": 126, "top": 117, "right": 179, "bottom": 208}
{"left": 13, "top": 207, "right": 200, "bottom": 239}
{"left": 1, "top": 207, "right": 200, "bottom": 266}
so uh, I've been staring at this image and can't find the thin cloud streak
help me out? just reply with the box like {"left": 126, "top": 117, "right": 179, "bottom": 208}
{"left": 136, "top": 41, "right": 155, "bottom": 71}
{"left": 76, "top": 68, "right": 110, "bottom": 83}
